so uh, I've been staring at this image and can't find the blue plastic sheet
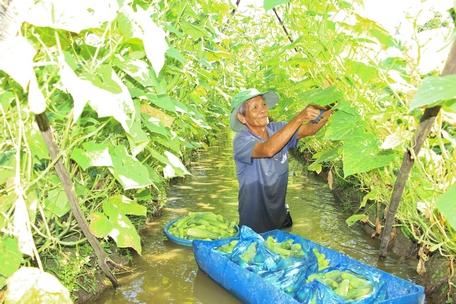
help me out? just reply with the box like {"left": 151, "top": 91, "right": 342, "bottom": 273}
{"left": 193, "top": 227, "right": 425, "bottom": 304}
{"left": 220, "top": 226, "right": 319, "bottom": 297}
{"left": 295, "top": 264, "right": 387, "bottom": 303}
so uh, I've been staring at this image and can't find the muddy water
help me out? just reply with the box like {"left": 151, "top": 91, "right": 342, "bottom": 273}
{"left": 95, "top": 133, "right": 418, "bottom": 304}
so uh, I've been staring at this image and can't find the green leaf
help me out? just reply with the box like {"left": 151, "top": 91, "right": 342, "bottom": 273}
{"left": 107, "top": 195, "right": 147, "bottom": 217}
{"left": 306, "top": 86, "right": 344, "bottom": 106}
{"left": 88, "top": 212, "right": 113, "bottom": 238}
{"left": 324, "top": 110, "right": 365, "bottom": 141}
{"left": 307, "top": 146, "right": 342, "bottom": 172}
{"left": 108, "top": 145, "right": 152, "bottom": 190}
{"left": 126, "top": 119, "right": 149, "bottom": 157}
{"left": 347, "top": 61, "right": 379, "bottom": 84}
{"left": 163, "top": 151, "right": 190, "bottom": 179}
{"left": 141, "top": 113, "right": 174, "bottom": 136}
{"left": 113, "top": 56, "right": 158, "bottom": 87}
{"left": 151, "top": 95, "right": 188, "bottom": 114}
{"left": 0, "top": 237, "right": 22, "bottom": 278}
{"left": 409, "top": 75, "right": 456, "bottom": 111}
{"left": 346, "top": 214, "right": 368, "bottom": 227}
{"left": 59, "top": 59, "right": 135, "bottom": 132}
{"left": 343, "top": 128, "right": 397, "bottom": 177}
{"left": 70, "top": 142, "right": 112, "bottom": 170}
{"left": 101, "top": 201, "right": 142, "bottom": 254}
{"left": 120, "top": 6, "right": 168, "bottom": 77}
{"left": 26, "top": 127, "right": 49, "bottom": 160}
{"left": 110, "top": 212, "right": 142, "bottom": 254}
{"left": 264, "top": 0, "right": 291, "bottom": 11}
{"left": 45, "top": 188, "right": 70, "bottom": 218}
{"left": 0, "top": 150, "right": 15, "bottom": 186}
{"left": 436, "top": 183, "right": 456, "bottom": 231}
{"left": 181, "top": 20, "right": 208, "bottom": 39}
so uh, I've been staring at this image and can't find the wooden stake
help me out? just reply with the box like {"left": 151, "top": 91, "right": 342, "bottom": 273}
{"left": 379, "top": 40, "right": 456, "bottom": 258}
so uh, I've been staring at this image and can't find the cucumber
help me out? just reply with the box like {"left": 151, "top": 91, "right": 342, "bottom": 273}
{"left": 336, "top": 279, "right": 350, "bottom": 297}
{"left": 341, "top": 271, "right": 369, "bottom": 288}
{"left": 345, "top": 283, "right": 373, "bottom": 301}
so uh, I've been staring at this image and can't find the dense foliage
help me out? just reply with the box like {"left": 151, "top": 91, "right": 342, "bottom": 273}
{"left": 0, "top": 0, "right": 455, "bottom": 300}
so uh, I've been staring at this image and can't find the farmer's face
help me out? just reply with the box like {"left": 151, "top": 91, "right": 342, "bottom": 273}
{"left": 241, "top": 95, "right": 269, "bottom": 128}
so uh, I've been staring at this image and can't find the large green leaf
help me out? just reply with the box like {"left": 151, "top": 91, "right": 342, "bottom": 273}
{"left": 141, "top": 113, "right": 173, "bottom": 137}
{"left": 108, "top": 145, "right": 152, "bottom": 190}
{"left": 71, "top": 142, "right": 112, "bottom": 171}
{"left": 90, "top": 200, "right": 143, "bottom": 254}
{"left": 88, "top": 212, "right": 113, "bottom": 238}
{"left": 180, "top": 21, "right": 209, "bottom": 39}
{"left": 126, "top": 119, "right": 150, "bottom": 157}
{"left": 343, "top": 128, "right": 397, "bottom": 177}
{"left": 119, "top": 5, "right": 168, "bottom": 77}
{"left": 0, "top": 237, "right": 22, "bottom": 278}
{"left": 45, "top": 188, "right": 70, "bottom": 218}
{"left": 107, "top": 195, "right": 147, "bottom": 217}
{"left": 308, "top": 146, "right": 342, "bottom": 172}
{"left": 0, "top": 150, "right": 15, "bottom": 186}
{"left": 409, "top": 74, "right": 456, "bottom": 111}
{"left": 113, "top": 56, "right": 158, "bottom": 87}
{"left": 347, "top": 60, "right": 379, "bottom": 84}
{"left": 324, "top": 110, "right": 365, "bottom": 141}
{"left": 436, "top": 183, "right": 456, "bottom": 231}
{"left": 59, "top": 59, "right": 135, "bottom": 132}
{"left": 264, "top": 0, "right": 291, "bottom": 11}
{"left": 102, "top": 200, "right": 142, "bottom": 254}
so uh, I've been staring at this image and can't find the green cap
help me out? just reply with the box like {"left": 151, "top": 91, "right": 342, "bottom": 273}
{"left": 230, "top": 88, "right": 279, "bottom": 132}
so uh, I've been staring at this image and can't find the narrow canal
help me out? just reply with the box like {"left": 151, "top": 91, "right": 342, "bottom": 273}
{"left": 95, "top": 132, "right": 418, "bottom": 303}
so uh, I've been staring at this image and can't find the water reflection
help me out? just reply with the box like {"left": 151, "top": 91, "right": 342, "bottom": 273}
{"left": 94, "top": 133, "right": 417, "bottom": 303}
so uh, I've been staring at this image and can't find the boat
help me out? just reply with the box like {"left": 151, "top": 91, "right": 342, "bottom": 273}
{"left": 193, "top": 226, "right": 425, "bottom": 304}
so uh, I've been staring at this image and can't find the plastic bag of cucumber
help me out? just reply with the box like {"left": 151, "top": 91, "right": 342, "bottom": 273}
{"left": 215, "top": 226, "right": 387, "bottom": 303}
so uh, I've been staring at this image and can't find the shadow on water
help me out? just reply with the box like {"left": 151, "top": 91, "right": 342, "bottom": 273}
{"left": 94, "top": 132, "right": 418, "bottom": 304}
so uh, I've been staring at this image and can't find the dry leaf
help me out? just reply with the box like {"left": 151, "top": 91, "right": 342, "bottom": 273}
{"left": 375, "top": 217, "right": 382, "bottom": 235}
{"left": 140, "top": 104, "right": 174, "bottom": 128}
{"left": 416, "top": 258, "right": 426, "bottom": 275}
{"left": 327, "top": 170, "right": 333, "bottom": 190}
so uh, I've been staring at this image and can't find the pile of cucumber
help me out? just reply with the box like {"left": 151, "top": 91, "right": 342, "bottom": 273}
{"left": 216, "top": 236, "right": 305, "bottom": 259}
{"left": 167, "top": 212, "right": 237, "bottom": 240}
{"left": 306, "top": 269, "right": 374, "bottom": 301}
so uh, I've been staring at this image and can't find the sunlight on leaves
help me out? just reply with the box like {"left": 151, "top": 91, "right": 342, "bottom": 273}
{"left": 120, "top": 5, "right": 168, "bottom": 77}
{"left": 107, "top": 195, "right": 147, "bottom": 217}
{"left": 12, "top": 197, "right": 34, "bottom": 257}
{"left": 26, "top": 0, "right": 118, "bottom": 33}
{"left": 0, "top": 37, "right": 35, "bottom": 90}
{"left": 163, "top": 151, "right": 191, "bottom": 179}
{"left": 108, "top": 145, "right": 152, "bottom": 190}
{"left": 59, "top": 59, "right": 135, "bottom": 132}
{"left": 71, "top": 142, "right": 112, "bottom": 170}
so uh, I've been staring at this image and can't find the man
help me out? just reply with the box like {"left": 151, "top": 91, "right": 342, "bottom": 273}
{"left": 230, "top": 88, "right": 332, "bottom": 233}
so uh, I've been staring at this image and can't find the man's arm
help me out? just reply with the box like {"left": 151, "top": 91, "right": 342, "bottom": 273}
{"left": 252, "top": 106, "right": 329, "bottom": 158}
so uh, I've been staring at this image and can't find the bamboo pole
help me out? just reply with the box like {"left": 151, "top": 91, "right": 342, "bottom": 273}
{"left": 379, "top": 40, "right": 456, "bottom": 258}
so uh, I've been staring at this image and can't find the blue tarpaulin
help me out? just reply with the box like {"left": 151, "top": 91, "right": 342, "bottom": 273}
{"left": 193, "top": 226, "right": 425, "bottom": 304}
